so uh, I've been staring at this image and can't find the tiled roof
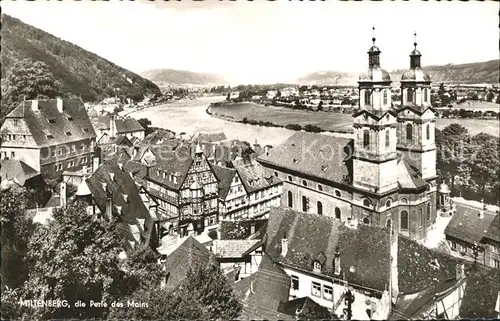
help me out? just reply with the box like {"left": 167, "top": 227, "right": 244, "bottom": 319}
{"left": 233, "top": 158, "right": 281, "bottom": 193}
{"left": 233, "top": 253, "right": 291, "bottom": 319}
{"left": 115, "top": 118, "right": 144, "bottom": 134}
{"left": 122, "top": 160, "right": 148, "bottom": 186}
{"left": 460, "top": 267, "right": 500, "bottom": 319}
{"left": 0, "top": 159, "right": 41, "bottom": 186}
{"left": 86, "top": 160, "right": 151, "bottom": 246}
{"left": 192, "top": 132, "right": 227, "bottom": 143}
{"left": 148, "top": 145, "right": 194, "bottom": 190}
{"left": 211, "top": 164, "right": 236, "bottom": 199}
{"left": 265, "top": 208, "right": 466, "bottom": 294}
{"left": 214, "top": 239, "right": 261, "bottom": 258}
{"left": 164, "top": 236, "right": 212, "bottom": 291}
{"left": 7, "top": 99, "right": 96, "bottom": 147}
{"left": 278, "top": 296, "right": 330, "bottom": 317}
{"left": 445, "top": 203, "right": 497, "bottom": 245}
{"left": 397, "top": 159, "right": 428, "bottom": 190}
{"left": 257, "top": 132, "right": 353, "bottom": 185}
{"left": 142, "top": 129, "right": 178, "bottom": 145}
{"left": 484, "top": 214, "right": 500, "bottom": 243}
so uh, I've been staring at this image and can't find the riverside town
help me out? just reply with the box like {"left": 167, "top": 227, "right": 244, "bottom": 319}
{"left": 1, "top": 1, "right": 499, "bottom": 320}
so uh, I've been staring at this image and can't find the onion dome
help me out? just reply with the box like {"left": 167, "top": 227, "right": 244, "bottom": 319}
{"left": 438, "top": 183, "right": 451, "bottom": 194}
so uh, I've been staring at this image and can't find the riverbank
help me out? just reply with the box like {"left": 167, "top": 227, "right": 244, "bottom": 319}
{"left": 208, "top": 101, "right": 500, "bottom": 137}
{"left": 207, "top": 101, "right": 354, "bottom": 135}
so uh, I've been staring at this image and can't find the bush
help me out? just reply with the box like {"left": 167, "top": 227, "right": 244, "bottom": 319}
{"left": 285, "top": 124, "right": 302, "bottom": 131}
{"left": 208, "top": 230, "right": 218, "bottom": 240}
{"left": 304, "top": 124, "right": 322, "bottom": 133}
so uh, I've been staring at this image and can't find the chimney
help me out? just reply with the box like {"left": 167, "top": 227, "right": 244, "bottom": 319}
{"left": 60, "top": 181, "right": 67, "bottom": 207}
{"left": 93, "top": 157, "right": 100, "bottom": 173}
{"left": 389, "top": 229, "right": 399, "bottom": 304}
{"left": 334, "top": 247, "right": 341, "bottom": 275}
{"left": 56, "top": 98, "right": 64, "bottom": 113}
{"left": 31, "top": 100, "right": 39, "bottom": 111}
{"left": 250, "top": 223, "right": 256, "bottom": 234}
{"left": 109, "top": 115, "right": 117, "bottom": 138}
{"left": 281, "top": 232, "right": 288, "bottom": 257}
{"left": 105, "top": 191, "right": 113, "bottom": 221}
{"left": 456, "top": 263, "right": 465, "bottom": 280}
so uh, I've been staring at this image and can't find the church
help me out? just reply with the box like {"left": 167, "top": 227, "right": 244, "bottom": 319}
{"left": 258, "top": 31, "right": 437, "bottom": 241}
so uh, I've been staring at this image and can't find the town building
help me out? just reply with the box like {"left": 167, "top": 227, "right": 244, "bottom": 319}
{"left": 212, "top": 238, "right": 264, "bottom": 280}
{"left": 213, "top": 157, "right": 283, "bottom": 221}
{"left": 91, "top": 115, "right": 145, "bottom": 140}
{"left": 0, "top": 159, "right": 47, "bottom": 206}
{"left": 85, "top": 159, "right": 159, "bottom": 250}
{"left": 444, "top": 203, "right": 500, "bottom": 269}
{"left": 0, "top": 98, "right": 97, "bottom": 179}
{"left": 258, "top": 32, "right": 437, "bottom": 241}
{"left": 144, "top": 144, "right": 219, "bottom": 236}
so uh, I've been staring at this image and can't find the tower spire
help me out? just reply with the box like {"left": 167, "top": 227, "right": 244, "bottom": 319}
{"left": 372, "top": 25, "right": 376, "bottom": 45}
{"left": 410, "top": 31, "right": 422, "bottom": 68}
{"left": 414, "top": 31, "right": 417, "bottom": 49}
{"left": 368, "top": 25, "right": 381, "bottom": 68}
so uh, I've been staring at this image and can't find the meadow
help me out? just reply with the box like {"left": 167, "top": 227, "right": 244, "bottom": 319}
{"left": 211, "top": 102, "right": 500, "bottom": 137}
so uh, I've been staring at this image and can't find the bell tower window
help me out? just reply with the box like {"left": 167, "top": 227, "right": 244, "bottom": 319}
{"left": 364, "top": 90, "right": 371, "bottom": 106}
{"left": 407, "top": 88, "right": 413, "bottom": 103}
{"left": 385, "top": 130, "right": 390, "bottom": 148}
{"left": 426, "top": 123, "right": 430, "bottom": 140}
{"left": 383, "top": 90, "right": 388, "bottom": 105}
{"left": 363, "top": 130, "right": 370, "bottom": 148}
{"left": 406, "top": 124, "right": 413, "bottom": 141}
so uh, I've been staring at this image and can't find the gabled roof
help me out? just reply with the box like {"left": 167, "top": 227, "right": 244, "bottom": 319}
{"left": 115, "top": 118, "right": 145, "bottom": 134}
{"left": 233, "top": 157, "right": 281, "bottom": 194}
{"left": 6, "top": 99, "right": 96, "bottom": 147}
{"left": 277, "top": 296, "right": 330, "bottom": 317}
{"left": 142, "top": 129, "right": 178, "bottom": 145}
{"left": 396, "top": 105, "right": 437, "bottom": 116}
{"left": 257, "top": 132, "right": 353, "bottom": 185}
{"left": 163, "top": 236, "right": 212, "bottom": 291}
{"left": 122, "top": 160, "right": 148, "bottom": 186}
{"left": 233, "top": 253, "right": 291, "bottom": 319}
{"left": 0, "top": 159, "right": 41, "bottom": 186}
{"left": 397, "top": 158, "right": 428, "bottom": 191}
{"left": 484, "top": 214, "right": 500, "bottom": 243}
{"left": 265, "top": 208, "right": 466, "bottom": 294}
{"left": 352, "top": 108, "right": 398, "bottom": 120}
{"left": 86, "top": 160, "right": 151, "bottom": 246}
{"left": 192, "top": 132, "right": 227, "bottom": 143}
{"left": 214, "top": 239, "right": 261, "bottom": 258}
{"left": 211, "top": 164, "right": 236, "bottom": 199}
{"left": 445, "top": 203, "right": 498, "bottom": 245}
{"left": 148, "top": 145, "right": 194, "bottom": 190}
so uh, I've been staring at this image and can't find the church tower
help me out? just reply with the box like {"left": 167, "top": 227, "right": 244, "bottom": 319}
{"left": 396, "top": 33, "right": 437, "bottom": 182}
{"left": 353, "top": 27, "right": 399, "bottom": 195}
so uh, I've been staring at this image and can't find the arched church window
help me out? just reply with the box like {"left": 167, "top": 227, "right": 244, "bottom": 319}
{"left": 287, "top": 191, "right": 293, "bottom": 208}
{"left": 401, "top": 198, "right": 408, "bottom": 204}
{"left": 406, "top": 124, "right": 413, "bottom": 141}
{"left": 317, "top": 201, "right": 323, "bottom": 215}
{"left": 302, "top": 179, "right": 308, "bottom": 187}
{"left": 335, "top": 207, "right": 341, "bottom": 219}
{"left": 334, "top": 190, "right": 341, "bottom": 197}
{"left": 363, "top": 199, "right": 371, "bottom": 207}
{"left": 386, "top": 199, "right": 392, "bottom": 208}
{"left": 386, "top": 218, "right": 392, "bottom": 228}
{"left": 407, "top": 88, "right": 413, "bottom": 103}
{"left": 385, "top": 129, "right": 390, "bottom": 148}
{"left": 426, "top": 123, "right": 430, "bottom": 140}
{"left": 400, "top": 211, "right": 409, "bottom": 230}
{"left": 363, "top": 130, "right": 370, "bottom": 148}
{"left": 363, "top": 217, "right": 370, "bottom": 225}
{"left": 302, "top": 196, "right": 309, "bottom": 212}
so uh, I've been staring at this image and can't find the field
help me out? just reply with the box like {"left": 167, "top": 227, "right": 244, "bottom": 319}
{"left": 444, "top": 100, "right": 499, "bottom": 112}
{"left": 211, "top": 102, "right": 500, "bottom": 137}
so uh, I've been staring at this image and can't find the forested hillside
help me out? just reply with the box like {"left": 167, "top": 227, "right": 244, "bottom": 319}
{"left": 140, "top": 68, "right": 228, "bottom": 87}
{"left": 1, "top": 14, "right": 161, "bottom": 121}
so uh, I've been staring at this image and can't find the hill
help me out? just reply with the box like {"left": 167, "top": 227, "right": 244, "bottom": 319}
{"left": 0, "top": 14, "right": 161, "bottom": 103}
{"left": 140, "top": 68, "right": 228, "bottom": 87}
{"left": 295, "top": 60, "right": 500, "bottom": 86}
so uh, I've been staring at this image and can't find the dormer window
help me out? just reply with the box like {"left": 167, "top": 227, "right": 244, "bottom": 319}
{"left": 386, "top": 199, "right": 392, "bottom": 207}
{"left": 287, "top": 175, "right": 293, "bottom": 182}
{"left": 301, "top": 180, "right": 307, "bottom": 187}
{"left": 46, "top": 135, "right": 54, "bottom": 139}
{"left": 67, "top": 116, "right": 73, "bottom": 121}
{"left": 48, "top": 119, "right": 56, "bottom": 124}
{"left": 82, "top": 128, "right": 89, "bottom": 133}
{"left": 313, "top": 261, "right": 322, "bottom": 272}
{"left": 65, "top": 132, "right": 72, "bottom": 136}
{"left": 363, "top": 199, "right": 371, "bottom": 207}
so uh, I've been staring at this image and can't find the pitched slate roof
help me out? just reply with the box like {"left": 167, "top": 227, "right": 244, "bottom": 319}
{"left": 122, "top": 160, "right": 148, "bottom": 186}
{"left": 397, "top": 158, "right": 428, "bottom": 191}
{"left": 460, "top": 267, "right": 500, "bottom": 319}
{"left": 233, "top": 253, "right": 291, "bottom": 319}
{"left": 265, "top": 208, "right": 466, "bottom": 294}
{"left": 0, "top": 160, "right": 41, "bottom": 186}
{"left": 6, "top": 99, "right": 96, "bottom": 147}
{"left": 257, "top": 132, "right": 353, "bottom": 185}
{"left": 86, "top": 160, "right": 151, "bottom": 246}
{"left": 214, "top": 239, "right": 261, "bottom": 258}
{"left": 148, "top": 145, "right": 194, "bottom": 190}
{"left": 484, "top": 214, "right": 500, "bottom": 243}
{"left": 91, "top": 116, "right": 144, "bottom": 134}
{"left": 142, "top": 129, "right": 178, "bottom": 145}
{"left": 445, "top": 203, "right": 497, "bottom": 245}
{"left": 192, "top": 132, "right": 227, "bottom": 143}
{"left": 211, "top": 164, "right": 236, "bottom": 199}
{"left": 233, "top": 157, "right": 281, "bottom": 193}
{"left": 164, "top": 236, "right": 212, "bottom": 291}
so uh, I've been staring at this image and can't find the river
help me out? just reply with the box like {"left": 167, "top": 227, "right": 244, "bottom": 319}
{"left": 128, "top": 96, "right": 308, "bottom": 146}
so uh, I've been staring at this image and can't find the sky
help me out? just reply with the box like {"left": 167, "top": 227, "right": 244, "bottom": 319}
{"left": 2, "top": 0, "right": 498, "bottom": 85}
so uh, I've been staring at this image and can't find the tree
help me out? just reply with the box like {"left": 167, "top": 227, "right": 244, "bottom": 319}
{"left": 297, "top": 303, "right": 336, "bottom": 320}
{"left": 468, "top": 133, "right": 500, "bottom": 198}
{"left": 1, "top": 59, "right": 62, "bottom": 124}
{"left": 110, "top": 262, "right": 242, "bottom": 320}
{"left": 19, "top": 201, "right": 131, "bottom": 319}
{"left": 436, "top": 124, "right": 470, "bottom": 190}
{"left": 0, "top": 189, "right": 33, "bottom": 290}
{"left": 137, "top": 118, "right": 153, "bottom": 135}
{"left": 317, "top": 101, "right": 324, "bottom": 111}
